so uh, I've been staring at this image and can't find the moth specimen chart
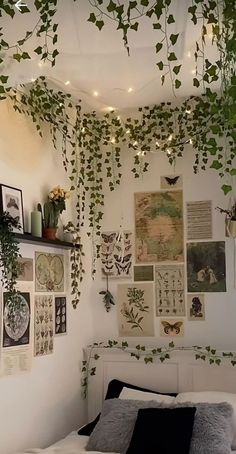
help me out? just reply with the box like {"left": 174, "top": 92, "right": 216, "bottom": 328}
{"left": 101, "top": 231, "right": 133, "bottom": 278}
{"left": 155, "top": 265, "right": 185, "bottom": 317}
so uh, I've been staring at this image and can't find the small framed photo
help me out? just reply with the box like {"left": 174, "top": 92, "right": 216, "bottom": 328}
{"left": 0, "top": 184, "right": 24, "bottom": 233}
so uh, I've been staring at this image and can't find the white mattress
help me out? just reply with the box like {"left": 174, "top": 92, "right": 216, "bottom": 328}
{"left": 19, "top": 431, "right": 236, "bottom": 454}
{"left": 20, "top": 431, "right": 117, "bottom": 454}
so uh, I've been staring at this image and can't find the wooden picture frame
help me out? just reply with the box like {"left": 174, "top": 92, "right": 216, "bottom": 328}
{"left": 0, "top": 184, "right": 24, "bottom": 233}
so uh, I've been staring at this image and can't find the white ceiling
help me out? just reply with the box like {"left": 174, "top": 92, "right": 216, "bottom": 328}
{"left": 2, "top": 0, "right": 219, "bottom": 111}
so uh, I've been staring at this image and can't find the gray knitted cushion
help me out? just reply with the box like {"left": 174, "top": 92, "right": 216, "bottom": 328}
{"left": 86, "top": 398, "right": 233, "bottom": 454}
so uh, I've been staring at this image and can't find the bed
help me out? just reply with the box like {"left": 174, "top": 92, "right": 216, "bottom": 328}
{"left": 20, "top": 346, "right": 236, "bottom": 454}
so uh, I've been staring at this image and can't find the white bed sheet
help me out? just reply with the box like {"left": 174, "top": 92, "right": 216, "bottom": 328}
{"left": 19, "top": 431, "right": 236, "bottom": 454}
{"left": 20, "top": 432, "right": 117, "bottom": 454}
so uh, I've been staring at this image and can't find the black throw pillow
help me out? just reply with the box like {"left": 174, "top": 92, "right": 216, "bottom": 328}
{"left": 126, "top": 407, "right": 196, "bottom": 454}
{"left": 78, "top": 379, "right": 177, "bottom": 436}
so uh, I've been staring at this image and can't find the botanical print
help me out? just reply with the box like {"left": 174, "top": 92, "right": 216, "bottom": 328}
{"left": 160, "top": 319, "right": 184, "bottom": 337}
{"left": 101, "top": 231, "right": 132, "bottom": 278}
{"left": 16, "top": 258, "right": 33, "bottom": 281}
{"left": 160, "top": 175, "right": 183, "bottom": 190}
{"left": 135, "top": 191, "right": 184, "bottom": 263}
{"left": 54, "top": 296, "right": 67, "bottom": 335}
{"left": 2, "top": 292, "right": 30, "bottom": 348}
{"left": 35, "top": 252, "right": 64, "bottom": 292}
{"left": 133, "top": 265, "right": 154, "bottom": 282}
{"left": 117, "top": 283, "right": 154, "bottom": 337}
{"left": 187, "top": 294, "right": 205, "bottom": 321}
{"left": 0, "top": 184, "right": 24, "bottom": 233}
{"left": 155, "top": 265, "right": 185, "bottom": 317}
{"left": 187, "top": 241, "right": 226, "bottom": 292}
{"left": 34, "top": 295, "right": 53, "bottom": 356}
{"left": 186, "top": 200, "right": 212, "bottom": 240}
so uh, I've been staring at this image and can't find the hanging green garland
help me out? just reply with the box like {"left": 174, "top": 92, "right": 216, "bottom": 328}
{"left": 0, "top": 0, "right": 235, "bottom": 306}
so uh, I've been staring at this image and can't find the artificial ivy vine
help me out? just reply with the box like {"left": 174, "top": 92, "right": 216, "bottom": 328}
{"left": 0, "top": 0, "right": 235, "bottom": 306}
{"left": 4, "top": 75, "right": 236, "bottom": 306}
{"left": 81, "top": 339, "right": 236, "bottom": 398}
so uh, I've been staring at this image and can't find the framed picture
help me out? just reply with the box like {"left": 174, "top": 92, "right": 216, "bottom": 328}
{"left": 0, "top": 184, "right": 24, "bottom": 233}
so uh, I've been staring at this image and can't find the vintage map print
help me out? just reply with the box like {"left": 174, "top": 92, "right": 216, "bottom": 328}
{"left": 135, "top": 191, "right": 184, "bottom": 263}
{"left": 2, "top": 292, "right": 31, "bottom": 347}
{"left": 35, "top": 252, "right": 64, "bottom": 292}
{"left": 155, "top": 264, "right": 185, "bottom": 317}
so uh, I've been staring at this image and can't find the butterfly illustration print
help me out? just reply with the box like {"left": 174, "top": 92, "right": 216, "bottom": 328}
{"left": 160, "top": 175, "right": 182, "bottom": 189}
{"left": 160, "top": 319, "right": 184, "bottom": 337}
{"left": 101, "top": 231, "right": 133, "bottom": 278}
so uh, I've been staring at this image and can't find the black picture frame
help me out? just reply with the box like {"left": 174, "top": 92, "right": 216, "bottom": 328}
{"left": 0, "top": 184, "right": 24, "bottom": 233}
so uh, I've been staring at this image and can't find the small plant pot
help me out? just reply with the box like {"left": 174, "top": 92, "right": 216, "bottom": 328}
{"left": 43, "top": 228, "right": 57, "bottom": 240}
{"left": 226, "top": 220, "right": 236, "bottom": 238}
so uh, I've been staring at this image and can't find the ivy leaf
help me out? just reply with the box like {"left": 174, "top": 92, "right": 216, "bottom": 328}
{"left": 210, "top": 160, "right": 222, "bottom": 170}
{"left": 88, "top": 13, "right": 96, "bottom": 23}
{"left": 96, "top": 20, "right": 104, "bottom": 31}
{"left": 34, "top": 46, "right": 43, "bottom": 55}
{"left": 173, "top": 65, "right": 181, "bottom": 75}
{"left": 131, "top": 22, "right": 139, "bottom": 31}
{"left": 0, "top": 75, "right": 8, "bottom": 83}
{"left": 222, "top": 184, "right": 232, "bottom": 195}
{"left": 107, "top": 0, "right": 116, "bottom": 12}
{"left": 168, "top": 52, "right": 177, "bottom": 61}
{"left": 167, "top": 14, "right": 175, "bottom": 24}
{"left": 193, "top": 78, "right": 200, "bottom": 87}
{"left": 13, "top": 53, "right": 22, "bottom": 62}
{"left": 153, "top": 23, "right": 162, "bottom": 29}
{"left": 21, "top": 52, "right": 30, "bottom": 60}
{"left": 170, "top": 33, "right": 179, "bottom": 45}
{"left": 156, "top": 61, "right": 164, "bottom": 70}
{"left": 156, "top": 42, "right": 163, "bottom": 53}
{"left": 175, "top": 79, "right": 181, "bottom": 89}
{"left": 141, "top": 0, "right": 149, "bottom": 5}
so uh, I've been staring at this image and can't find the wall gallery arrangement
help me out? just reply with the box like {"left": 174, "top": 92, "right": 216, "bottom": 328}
{"left": 101, "top": 175, "right": 227, "bottom": 338}
{"left": 0, "top": 251, "right": 67, "bottom": 376}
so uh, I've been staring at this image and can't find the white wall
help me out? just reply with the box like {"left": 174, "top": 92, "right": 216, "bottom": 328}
{"left": 1, "top": 97, "right": 236, "bottom": 452}
{"left": 0, "top": 100, "right": 94, "bottom": 454}
{"left": 90, "top": 146, "right": 236, "bottom": 350}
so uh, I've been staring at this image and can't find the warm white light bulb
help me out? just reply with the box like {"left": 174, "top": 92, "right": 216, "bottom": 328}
{"left": 126, "top": 129, "right": 130, "bottom": 134}
{"left": 65, "top": 80, "right": 71, "bottom": 86}
{"left": 167, "top": 148, "right": 172, "bottom": 156}
{"left": 189, "top": 138, "right": 193, "bottom": 145}
{"left": 186, "top": 51, "right": 191, "bottom": 58}
{"left": 128, "top": 87, "right": 134, "bottom": 93}
{"left": 110, "top": 137, "right": 116, "bottom": 144}
{"left": 185, "top": 108, "right": 191, "bottom": 114}
{"left": 168, "top": 134, "right": 173, "bottom": 141}
{"left": 31, "top": 78, "right": 36, "bottom": 82}
{"left": 136, "top": 151, "right": 141, "bottom": 156}
{"left": 191, "top": 69, "right": 195, "bottom": 75}
{"left": 117, "top": 116, "right": 120, "bottom": 121}
{"left": 133, "top": 141, "right": 138, "bottom": 147}
{"left": 82, "top": 127, "right": 85, "bottom": 133}
{"left": 107, "top": 106, "right": 114, "bottom": 112}
{"left": 93, "top": 91, "right": 99, "bottom": 97}
{"left": 156, "top": 141, "right": 160, "bottom": 147}
{"left": 38, "top": 61, "right": 43, "bottom": 68}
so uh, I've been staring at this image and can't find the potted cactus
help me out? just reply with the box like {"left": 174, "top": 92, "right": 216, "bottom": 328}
{"left": 42, "top": 186, "right": 70, "bottom": 240}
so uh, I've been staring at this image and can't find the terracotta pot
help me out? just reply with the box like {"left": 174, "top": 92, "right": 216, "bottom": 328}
{"left": 43, "top": 228, "right": 57, "bottom": 240}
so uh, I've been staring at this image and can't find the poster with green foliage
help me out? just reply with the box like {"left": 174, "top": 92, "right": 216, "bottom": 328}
{"left": 187, "top": 242, "right": 226, "bottom": 293}
{"left": 135, "top": 191, "right": 183, "bottom": 263}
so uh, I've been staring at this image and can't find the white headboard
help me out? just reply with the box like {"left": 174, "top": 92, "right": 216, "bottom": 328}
{"left": 85, "top": 347, "right": 236, "bottom": 420}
